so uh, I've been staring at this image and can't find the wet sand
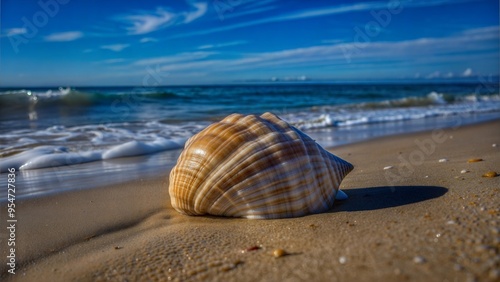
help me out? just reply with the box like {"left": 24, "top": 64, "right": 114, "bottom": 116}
{"left": 1, "top": 120, "right": 499, "bottom": 281}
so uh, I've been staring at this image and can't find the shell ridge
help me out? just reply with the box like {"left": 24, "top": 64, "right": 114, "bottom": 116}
{"left": 209, "top": 140, "right": 310, "bottom": 216}
{"left": 194, "top": 122, "right": 283, "bottom": 213}
{"left": 189, "top": 118, "right": 268, "bottom": 213}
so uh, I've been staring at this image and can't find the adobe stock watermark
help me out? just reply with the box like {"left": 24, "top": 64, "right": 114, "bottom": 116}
{"left": 475, "top": 74, "right": 498, "bottom": 95}
{"left": 384, "top": 128, "right": 449, "bottom": 186}
{"left": 342, "top": 0, "right": 404, "bottom": 63}
{"left": 212, "top": 0, "right": 243, "bottom": 21}
{"left": 47, "top": 64, "right": 169, "bottom": 184}
{"left": 110, "top": 65, "right": 169, "bottom": 119}
{"left": 382, "top": 70, "right": 497, "bottom": 187}
{"left": 8, "top": 0, "right": 70, "bottom": 53}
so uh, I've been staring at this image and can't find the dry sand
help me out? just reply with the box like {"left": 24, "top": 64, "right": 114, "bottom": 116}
{"left": 1, "top": 120, "right": 499, "bottom": 281}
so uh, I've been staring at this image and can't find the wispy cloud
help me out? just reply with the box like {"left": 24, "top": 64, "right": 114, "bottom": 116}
{"left": 133, "top": 51, "right": 216, "bottom": 66}
{"left": 101, "top": 44, "right": 130, "bottom": 52}
{"left": 183, "top": 2, "right": 208, "bottom": 23}
{"left": 224, "top": 5, "right": 277, "bottom": 20}
{"left": 116, "top": 2, "right": 207, "bottom": 35}
{"left": 44, "top": 31, "right": 84, "bottom": 42}
{"left": 197, "top": 40, "right": 247, "bottom": 50}
{"left": 139, "top": 37, "right": 158, "bottom": 43}
{"left": 120, "top": 8, "right": 175, "bottom": 35}
{"left": 462, "top": 68, "right": 473, "bottom": 77}
{"left": 148, "top": 26, "right": 498, "bottom": 77}
{"left": 103, "top": 58, "right": 126, "bottom": 64}
{"left": 3, "top": 28, "right": 28, "bottom": 37}
{"left": 322, "top": 39, "right": 346, "bottom": 44}
{"left": 213, "top": 0, "right": 278, "bottom": 19}
{"left": 173, "top": 0, "right": 476, "bottom": 38}
{"left": 426, "top": 71, "right": 441, "bottom": 79}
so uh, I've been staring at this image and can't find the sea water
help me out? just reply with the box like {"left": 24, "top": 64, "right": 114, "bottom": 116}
{"left": 1, "top": 83, "right": 499, "bottom": 199}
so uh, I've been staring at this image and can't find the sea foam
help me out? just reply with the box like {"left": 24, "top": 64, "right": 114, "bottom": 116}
{"left": 0, "top": 138, "right": 186, "bottom": 172}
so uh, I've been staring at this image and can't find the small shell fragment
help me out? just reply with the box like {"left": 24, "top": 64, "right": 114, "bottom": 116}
{"left": 383, "top": 166, "right": 393, "bottom": 170}
{"left": 467, "top": 158, "right": 483, "bottom": 163}
{"left": 413, "top": 256, "right": 426, "bottom": 264}
{"left": 493, "top": 144, "right": 497, "bottom": 147}
{"left": 438, "top": 158, "right": 448, "bottom": 163}
{"left": 460, "top": 169, "right": 469, "bottom": 174}
{"left": 272, "top": 249, "right": 287, "bottom": 258}
{"left": 339, "top": 256, "right": 347, "bottom": 264}
{"left": 242, "top": 246, "right": 260, "bottom": 253}
{"left": 482, "top": 171, "right": 498, "bottom": 178}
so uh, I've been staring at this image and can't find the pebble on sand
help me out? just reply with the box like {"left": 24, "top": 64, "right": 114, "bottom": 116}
{"left": 413, "top": 256, "right": 426, "bottom": 264}
{"left": 438, "top": 158, "right": 448, "bottom": 163}
{"left": 460, "top": 169, "right": 469, "bottom": 174}
{"left": 383, "top": 166, "right": 393, "bottom": 170}
{"left": 482, "top": 171, "right": 498, "bottom": 178}
{"left": 272, "top": 249, "right": 287, "bottom": 258}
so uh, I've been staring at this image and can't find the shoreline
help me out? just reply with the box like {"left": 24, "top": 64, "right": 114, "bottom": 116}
{"left": 2, "top": 114, "right": 499, "bottom": 202}
{"left": 1, "top": 119, "right": 499, "bottom": 281}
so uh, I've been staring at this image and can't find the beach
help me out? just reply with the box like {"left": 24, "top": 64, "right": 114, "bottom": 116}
{"left": 1, "top": 119, "right": 498, "bottom": 281}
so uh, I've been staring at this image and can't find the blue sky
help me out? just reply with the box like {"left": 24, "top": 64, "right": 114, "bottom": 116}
{"left": 0, "top": 0, "right": 498, "bottom": 86}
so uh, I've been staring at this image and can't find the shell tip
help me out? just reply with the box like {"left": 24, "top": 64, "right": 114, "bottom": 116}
{"left": 335, "top": 189, "right": 348, "bottom": 200}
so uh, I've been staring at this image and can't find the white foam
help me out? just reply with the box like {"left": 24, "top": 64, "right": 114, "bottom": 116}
{"left": 427, "top": 91, "right": 447, "bottom": 104}
{"left": 286, "top": 97, "right": 500, "bottom": 130}
{"left": 102, "top": 138, "right": 186, "bottom": 159}
{"left": 0, "top": 137, "right": 187, "bottom": 171}
{"left": 19, "top": 151, "right": 102, "bottom": 170}
{"left": 0, "top": 146, "right": 67, "bottom": 172}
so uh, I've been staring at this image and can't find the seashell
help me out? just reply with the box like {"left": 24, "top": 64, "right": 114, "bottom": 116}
{"left": 482, "top": 171, "right": 498, "bottom": 178}
{"left": 467, "top": 158, "right": 483, "bottom": 163}
{"left": 272, "top": 249, "right": 287, "bottom": 258}
{"left": 168, "top": 112, "right": 354, "bottom": 219}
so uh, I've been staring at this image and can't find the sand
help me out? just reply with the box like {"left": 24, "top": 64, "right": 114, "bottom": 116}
{"left": 1, "top": 120, "right": 499, "bottom": 281}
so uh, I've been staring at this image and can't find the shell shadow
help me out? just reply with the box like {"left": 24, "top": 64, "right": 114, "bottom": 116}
{"left": 331, "top": 186, "right": 448, "bottom": 212}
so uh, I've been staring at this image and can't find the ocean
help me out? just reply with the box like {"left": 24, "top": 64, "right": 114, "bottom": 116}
{"left": 1, "top": 83, "right": 499, "bottom": 200}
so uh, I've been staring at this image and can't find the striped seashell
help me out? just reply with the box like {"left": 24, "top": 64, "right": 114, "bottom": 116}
{"left": 169, "top": 112, "right": 354, "bottom": 219}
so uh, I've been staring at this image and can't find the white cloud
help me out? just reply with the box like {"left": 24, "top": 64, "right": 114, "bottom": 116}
{"left": 215, "top": 0, "right": 278, "bottom": 19}
{"left": 117, "top": 2, "right": 207, "bottom": 35}
{"left": 138, "top": 25, "right": 498, "bottom": 77}
{"left": 44, "top": 31, "right": 83, "bottom": 42}
{"left": 122, "top": 8, "right": 175, "bottom": 35}
{"left": 139, "top": 37, "right": 158, "bottom": 43}
{"left": 322, "top": 39, "right": 345, "bottom": 44}
{"left": 244, "top": 0, "right": 278, "bottom": 9}
{"left": 462, "top": 68, "right": 473, "bottom": 77}
{"left": 223, "top": 5, "right": 277, "bottom": 20}
{"left": 173, "top": 0, "right": 477, "bottom": 38}
{"left": 103, "top": 58, "right": 125, "bottom": 64}
{"left": 426, "top": 71, "right": 441, "bottom": 79}
{"left": 101, "top": 44, "right": 130, "bottom": 52}
{"left": 6, "top": 28, "right": 27, "bottom": 37}
{"left": 133, "top": 51, "right": 216, "bottom": 66}
{"left": 197, "top": 40, "right": 247, "bottom": 49}
{"left": 183, "top": 2, "right": 208, "bottom": 23}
